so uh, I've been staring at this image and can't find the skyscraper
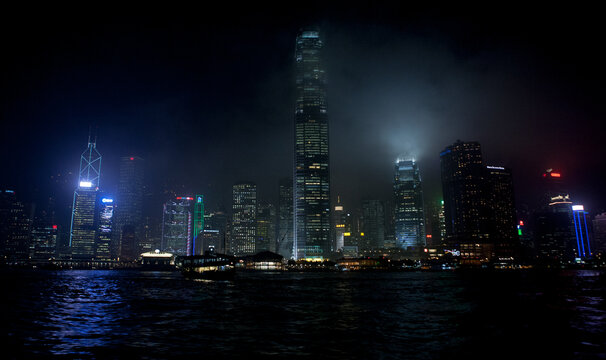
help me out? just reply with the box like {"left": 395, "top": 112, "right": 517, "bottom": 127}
{"left": 440, "top": 141, "right": 491, "bottom": 264}
{"left": 113, "top": 156, "right": 144, "bottom": 259}
{"left": 534, "top": 170, "right": 577, "bottom": 263}
{"left": 231, "top": 183, "right": 257, "bottom": 256}
{"left": 256, "top": 201, "right": 276, "bottom": 253}
{"left": 95, "top": 196, "right": 113, "bottom": 260}
{"left": 332, "top": 196, "right": 347, "bottom": 253}
{"left": 277, "top": 178, "right": 294, "bottom": 259}
{"left": 0, "top": 189, "right": 31, "bottom": 263}
{"left": 70, "top": 136, "right": 102, "bottom": 260}
{"left": 161, "top": 196, "right": 193, "bottom": 256}
{"left": 484, "top": 166, "right": 518, "bottom": 260}
{"left": 393, "top": 158, "right": 425, "bottom": 257}
{"left": 361, "top": 199, "right": 386, "bottom": 252}
{"left": 293, "top": 28, "right": 330, "bottom": 260}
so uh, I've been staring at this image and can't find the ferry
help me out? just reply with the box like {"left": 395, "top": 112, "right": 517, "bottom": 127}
{"left": 180, "top": 251, "right": 236, "bottom": 280}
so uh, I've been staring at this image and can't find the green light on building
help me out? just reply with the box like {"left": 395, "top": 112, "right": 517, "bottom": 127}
{"left": 193, "top": 195, "right": 204, "bottom": 255}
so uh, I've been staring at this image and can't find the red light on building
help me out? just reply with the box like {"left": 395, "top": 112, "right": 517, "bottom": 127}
{"left": 426, "top": 234, "right": 432, "bottom": 238}
{"left": 176, "top": 197, "right": 182, "bottom": 200}
{"left": 52, "top": 225, "right": 57, "bottom": 229}
{"left": 130, "top": 157, "right": 134, "bottom": 160}
{"left": 550, "top": 173, "right": 561, "bottom": 178}
{"left": 519, "top": 220, "right": 524, "bottom": 226}
{"left": 542, "top": 173, "right": 547, "bottom": 177}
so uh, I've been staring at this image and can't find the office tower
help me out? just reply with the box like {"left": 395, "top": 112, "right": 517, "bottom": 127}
{"left": 231, "top": 183, "right": 257, "bottom": 256}
{"left": 293, "top": 28, "right": 330, "bottom": 260}
{"left": 203, "top": 209, "right": 228, "bottom": 253}
{"left": 484, "top": 166, "right": 518, "bottom": 260}
{"left": 257, "top": 201, "right": 276, "bottom": 253}
{"left": 0, "top": 190, "right": 31, "bottom": 263}
{"left": 440, "top": 141, "right": 491, "bottom": 264}
{"left": 29, "top": 196, "right": 57, "bottom": 261}
{"left": 571, "top": 205, "right": 593, "bottom": 259}
{"left": 592, "top": 213, "right": 606, "bottom": 255}
{"left": 277, "top": 178, "right": 294, "bottom": 259}
{"left": 161, "top": 196, "right": 194, "bottom": 256}
{"left": 192, "top": 195, "right": 204, "bottom": 255}
{"left": 534, "top": 170, "right": 576, "bottom": 263}
{"left": 393, "top": 158, "right": 425, "bottom": 257}
{"left": 332, "top": 196, "right": 347, "bottom": 252}
{"left": 113, "top": 156, "right": 145, "bottom": 259}
{"left": 426, "top": 199, "right": 446, "bottom": 248}
{"left": 95, "top": 196, "right": 113, "bottom": 260}
{"left": 70, "top": 136, "right": 102, "bottom": 260}
{"left": 361, "top": 200, "right": 385, "bottom": 252}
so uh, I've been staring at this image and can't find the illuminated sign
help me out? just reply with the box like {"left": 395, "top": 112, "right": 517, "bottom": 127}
{"left": 197, "top": 196, "right": 202, "bottom": 203}
{"left": 335, "top": 206, "right": 343, "bottom": 211}
{"left": 101, "top": 198, "right": 113, "bottom": 203}
{"left": 519, "top": 220, "right": 524, "bottom": 226}
{"left": 444, "top": 249, "right": 460, "bottom": 256}
{"left": 176, "top": 196, "right": 194, "bottom": 201}
{"left": 426, "top": 234, "right": 432, "bottom": 238}
{"left": 360, "top": 232, "right": 365, "bottom": 236}
{"left": 572, "top": 205, "right": 584, "bottom": 211}
{"left": 130, "top": 157, "right": 134, "bottom": 160}
{"left": 344, "top": 232, "right": 351, "bottom": 236}
{"left": 79, "top": 181, "right": 92, "bottom": 188}
{"left": 52, "top": 225, "right": 57, "bottom": 230}
{"left": 487, "top": 166, "right": 505, "bottom": 170}
{"left": 550, "top": 173, "right": 561, "bottom": 178}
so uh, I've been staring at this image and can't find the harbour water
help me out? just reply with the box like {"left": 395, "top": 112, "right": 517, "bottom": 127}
{"left": 2, "top": 269, "right": 605, "bottom": 359}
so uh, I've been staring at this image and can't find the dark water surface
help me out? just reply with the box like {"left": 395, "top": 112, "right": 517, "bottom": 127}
{"left": 1, "top": 269, "right": 605, "bottom": 359}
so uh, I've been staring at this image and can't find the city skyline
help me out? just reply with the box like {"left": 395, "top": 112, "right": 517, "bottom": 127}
{"left": 1, "top": 5, "right": 604, "bottom": 216}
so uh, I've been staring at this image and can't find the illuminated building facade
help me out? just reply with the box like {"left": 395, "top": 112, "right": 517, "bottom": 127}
{"left": 572, "top": 205, "right": 593, "bottom": 259}
{"left": 113, "top": 156, "right": 144, "bottom": 259}
{"left": 162, "top": 196, "right": 193, "bottom": 256}
{"left": 440, "top": 141, "right": 491, "bottom": 264}
{"left": 293, "top": 29, "right": 330, "bottom": 260}
{"left": 203, "top": 210, "right": 228, "bottom": 254}
{"left": 70, "top": 136, "right": 102, "bottom": 260}
{"left": 256, "top": 202, "right": 276, "bottom": 253}
{"left": 394, "top": 158, "right": 425, "bottom": 256}
{"left": 332, "top": 197, "right": 348, "bottom": 252}
{"left": 95, "top": 197, "right": 113, "bottom": 260}
{"left": 534, "top": 170, "right": 577, "bottom": 263}
{"left": 277, "top": 178, "right": 294, "bottom": 259}
{"left": 0, "top": 190, "right": 31, "bottom": 262}
{"left": 231, "top": 183, "right": 257, "bottom": 256}
{"left": 193, "top": 195, "right": 204, "bottom": 255}
{"left": 484, "top": 166, "right": 518, "bottom": 260}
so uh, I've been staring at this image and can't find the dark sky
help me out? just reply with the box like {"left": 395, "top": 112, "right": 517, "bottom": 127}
{"left": 1, "top": 3, "right": 605, "bottom": 216}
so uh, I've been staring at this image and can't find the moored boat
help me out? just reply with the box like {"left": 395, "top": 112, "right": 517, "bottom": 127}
{"left": 180, "top": 251, "right": 236, "bottom": 280}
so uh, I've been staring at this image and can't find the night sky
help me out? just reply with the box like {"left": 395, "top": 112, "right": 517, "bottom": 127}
{"left": 2, "top": 3, "right": 605, "bottom": 217}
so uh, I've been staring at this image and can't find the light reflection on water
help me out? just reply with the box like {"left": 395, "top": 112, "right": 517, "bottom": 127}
{"left": 2, "top": 269, "right": 605, "bottom": 359}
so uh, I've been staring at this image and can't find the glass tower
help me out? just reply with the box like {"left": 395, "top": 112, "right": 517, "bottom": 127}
{"left": 293, "top": 28, "right": 330, "bottom": 260}
{"left": 393, "top": 158, "right": 425, "bottom": 254}
{"left": 70, "top": 136, "right": 102, "bottom": 260}
{"left": 231, "top": 183, "right": 257, "bottom": 256}
{"left": 113, "top": 156, "right": 144, "bottom": 259}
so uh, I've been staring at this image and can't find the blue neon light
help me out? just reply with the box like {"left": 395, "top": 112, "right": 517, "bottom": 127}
{"left": 573, "top": 211, "right": 582, "bottom": 258}
{"left": 101, "top": 198, "right": 113, "bottom": 203}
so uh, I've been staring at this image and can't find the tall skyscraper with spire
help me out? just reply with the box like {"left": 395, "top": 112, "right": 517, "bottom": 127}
{"left": 293, "top": 28, "right": 330, "bottom": 260}
{"left": 70, "top": 134, "right": 102, "bottom": 260}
